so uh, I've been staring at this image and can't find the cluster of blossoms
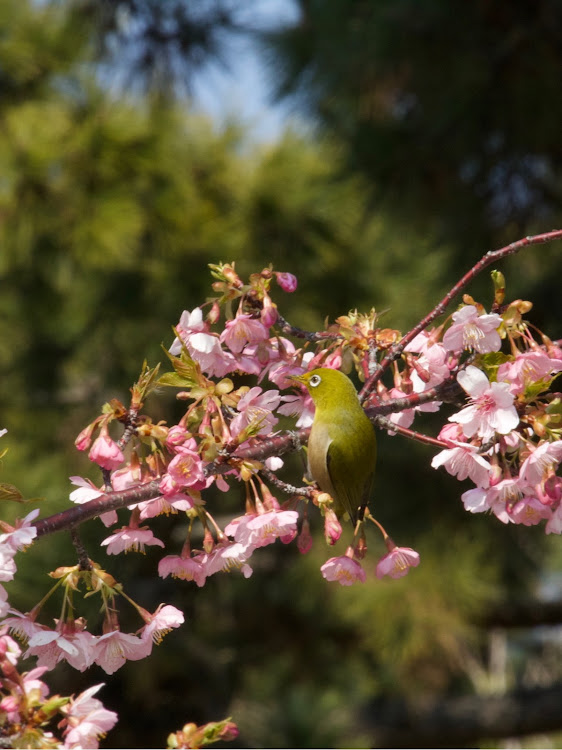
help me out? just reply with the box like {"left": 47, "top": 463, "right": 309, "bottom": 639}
{"left": 0, "top": 625, "right": 117, "bottom": 749}
{"left": 2, "top": 254, "right": 562, "bottom": 741}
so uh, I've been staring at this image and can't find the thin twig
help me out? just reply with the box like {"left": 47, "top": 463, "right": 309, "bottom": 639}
{"left": 359, "top": 229, "right": 562, "bottom": 400}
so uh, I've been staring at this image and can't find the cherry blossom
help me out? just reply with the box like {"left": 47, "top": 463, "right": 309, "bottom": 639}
{"left": 376, "top": 546, "right": 420, "bottom": 579}
{"left": 0, "top": 508, "right": 39, "bottom": 552}
{"left": 101, "top": 526, "right": 165, "bottom": 555}
{"left": 497, "top": 350, "right": 562, "bottom": 395}
{"left": 225, "top": 510, "right": 299, "bottom": 550}
{"left": 61, "top": 683, "right": 118, "bottom": 749}
{"left": 519, "top": 440, "right": 562, "bottom": 485}
{"left": 431, "top": 441, "right": 493, "bottom": 488}
{"left": 229, "top": 387, "right": 282, "bottom": 438}
{"left": 220, "top": 313, "right": 269, "bottom": 353}
{"left": 449, "top": 366, "right": 519, "bottom": 440}
{"left": 88, "top": 427, "right": 124, "bottom": 471}
{"left": 158, "top": 554, "right": 206, "bottom": 586}
{"left": 320, "top": 555, "right": 366, "bottom": 586}
{"left": 139, "top": 604, "right": 184, "bottom": 646}
{"left": 442, "top": 305, "right": 502, "bottom": 353}
{"left": 93, "top": 631, "right": 151, "bottom": 674}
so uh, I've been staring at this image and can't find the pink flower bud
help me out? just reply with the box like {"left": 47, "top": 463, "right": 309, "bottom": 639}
{"left": 297, "top": 519, "right": 313, "bottom": 554}
{"left": 75, "top": 423, "right": 96, "bottom": 452}
{"left": 260, "top": 294, "right": 278, "bottom": 327}
{"left": 324, "top": 508, "right": 342, "bottom": 545}
{"left": 275, "top": 271, "right": 298, "bottom": 293}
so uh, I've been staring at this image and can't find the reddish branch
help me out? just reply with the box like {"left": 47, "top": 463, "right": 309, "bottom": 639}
{"left": 359, "top": 229, "right": 562, "bottom": 400}
{"left": 31, "top": 230, "right": 562, "bottom": 540}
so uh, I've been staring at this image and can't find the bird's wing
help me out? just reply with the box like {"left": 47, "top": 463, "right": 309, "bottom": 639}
{"left": 326, "top": 440, "right": 364, "bottom": 523}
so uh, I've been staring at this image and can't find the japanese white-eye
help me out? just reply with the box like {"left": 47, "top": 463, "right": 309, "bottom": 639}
{"left": 294, "top": 368, "right": 377, "bottom": 524}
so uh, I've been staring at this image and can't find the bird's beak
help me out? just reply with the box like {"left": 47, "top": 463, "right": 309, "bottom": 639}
{"left": 288, "top": 373, "right": 306, "bottom": 386}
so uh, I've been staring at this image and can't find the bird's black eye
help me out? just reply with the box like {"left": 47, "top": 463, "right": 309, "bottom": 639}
{"left": 309, "top": 374, "right": 321, "bottom": 388}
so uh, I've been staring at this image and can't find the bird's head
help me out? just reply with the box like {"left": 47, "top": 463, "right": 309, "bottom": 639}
{"left": 291, "top": 367, "right": 360, "bottom": 411}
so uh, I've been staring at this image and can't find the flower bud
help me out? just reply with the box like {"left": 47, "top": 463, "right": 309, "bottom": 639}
{"left": 275, "top": 271, "right": 298, "bottom": 293}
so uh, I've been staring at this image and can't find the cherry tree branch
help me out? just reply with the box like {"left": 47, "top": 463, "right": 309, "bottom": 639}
{"left": 359, "top": 229, "right": 562, "bottom": 401}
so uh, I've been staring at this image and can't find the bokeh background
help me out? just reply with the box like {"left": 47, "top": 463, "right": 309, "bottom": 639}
{"left": 2, "top": 1, "right": 562, "bottom": 747}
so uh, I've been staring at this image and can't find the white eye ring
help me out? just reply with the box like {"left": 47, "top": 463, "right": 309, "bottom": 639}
{"left": 309, "top": 374, "right": 322, "bottom": 388}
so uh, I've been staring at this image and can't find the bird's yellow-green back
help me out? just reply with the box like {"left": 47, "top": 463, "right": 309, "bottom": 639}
{"left": 295, "top": 368, "right": 377, "bottom": 524}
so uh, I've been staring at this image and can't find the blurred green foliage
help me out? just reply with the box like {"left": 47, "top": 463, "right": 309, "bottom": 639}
{"left": 1, "top": 1, "right": 562, "bottom": 748}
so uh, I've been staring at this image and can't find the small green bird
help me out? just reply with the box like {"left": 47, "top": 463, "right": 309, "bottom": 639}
{"left": 293, "top": 368, "right": 377, "bottom": 525}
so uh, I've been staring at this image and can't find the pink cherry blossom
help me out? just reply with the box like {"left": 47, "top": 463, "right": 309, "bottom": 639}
{"left": 61, "top": 683, "right": 118, "bottom": 749}
{"left": 509, "top": 495, "right": 553, "bottom": 526}
{"left": 431, "top": 441, "right": 493, "bottom": 488}
{"left": 101, "top": 526, "right": 165, "bottom": 554}
{"left": 461, "top": 478, "right": 523, "bottom": 524}
{"left": 230, "top": 387, "right": 282, "bottom": 438}
{"left": 546, "top": 505, "right": 562, "bottom": 534}
{"left": 0, "top": 509, "right": 39, "bottom": 552}
{"left": 199, "top": 542, "right": 253, "bottom": 578}
{"left": 225, "top": 510, "right": 299, "bottom": 550}
{"left": 69, "top": 476, "right": 104, "bottom": 505}
{"left": 162, "top": 450, "right": 206, "bottom": 494}
{"left": 442, "top": 305, "right": 502, "bottom": 353}
{"left": 0, "top": 550, "right": 17, "bottom": 582}
{"left": 158, "top": 554, "right": 206, "bottom": 586}
{"left": 0, "top": 585, "right": 9, "bottom": 618}
{"left": 93, "top": 631, "right": 151, "bottom": 674}
{"left": 169, "top": 307, "right": 208, "bottom": 355}
{"left": 220, "top": 313, "right": 269, "bottom": 353}
{"left": 320, "top": 556, "right": 366, "bottom": 586}
{"left": 497, "top": 350, "right": 562, "bottom": 395}
{"left": 88, "top": 428, "right": 124, "bottom": 471}
{"left": 25, "top": 628, "right": 96, "bottom": 672}
{"left": 275, "top": 271, "right": 298, "bottom": 293}
{"left": 376, "top": 546, "right": 420, "bottom": 579}
{"left": 138, "top": 493, "right": 194, "bottom": 520}
{"left": 139, "top": 604, "right": 184, "bottom": 646}
{"left": 449, "top": 366, "right": 519, "bottom": 440}
{"left": 519, "top": 441, "right": 562, "bottom": 485}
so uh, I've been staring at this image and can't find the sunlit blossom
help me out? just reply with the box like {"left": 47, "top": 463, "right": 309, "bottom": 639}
{"left": 449, "top": 365, "right": 519, "bottom": 440}
{"left": 431, "top": 441, "right": 492, "bottom": 488}
{"left": 442, "top": 305, "right": 502, "bottom": 353}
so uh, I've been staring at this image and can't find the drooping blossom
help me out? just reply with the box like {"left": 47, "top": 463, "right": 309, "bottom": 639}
{"left": 92, "top": 631, "right": 151, "bottom": 674}
{"left": 442, "top": 305, "right": 503, "bottom": 353}
{"left": 25, "top": 627, "right": 96, "bottom": 672}
{"left": 88, "top": 427, "right": 124, "bottom": 471}
{"left": 376, "top": 546, "right": 420, "bottom": 579}
{"left": 158, "top": 554, "right": 206, "bottom": 586}
{"left": 101, "top": 526, "right": 165, "bottom": 555}
{"left": 320, "top": 555, "right": 366, "bottom": 586}
{"left": 449, "top": 365, "right": 519, "bottom": 440}
{"left": 198, "top": 542, "right": 253, "bottom": 579}
{"left": 225, "top": 510, "right": 299, "bottom": 550}
{"left": 431, "top": 441, "right": 493, "bottom": 488}
{"left": 139, "top": 604, "right": 184, "bottom": 646}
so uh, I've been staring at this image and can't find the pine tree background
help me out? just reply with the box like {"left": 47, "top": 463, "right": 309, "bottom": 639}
{"left": 2, "top": 2, "right": 562, "bottom": 747}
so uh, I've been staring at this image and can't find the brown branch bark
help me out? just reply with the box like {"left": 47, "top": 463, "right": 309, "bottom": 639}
{"left": 359, "top": 229, "right": 562, "bottom": 400}
{"left": 364, "top": 681, "right": 562, "bottom": 748}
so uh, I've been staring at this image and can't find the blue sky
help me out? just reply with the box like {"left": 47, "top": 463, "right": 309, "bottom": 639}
{"left": 191, "top": 0, "right": 300, "bottom": 142}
